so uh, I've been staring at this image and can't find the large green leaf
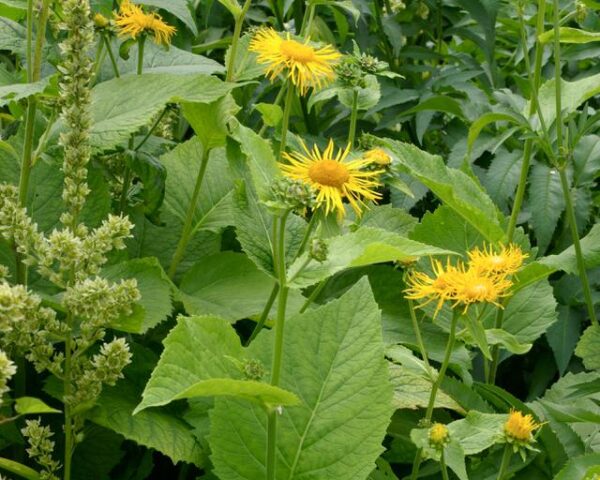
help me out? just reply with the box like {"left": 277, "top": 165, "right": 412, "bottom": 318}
{"left": 89, "top": 73, "right": 235, "bottom": 151}
{"left": 498, "top": 280, "right": 558, "bottom": 344}
{"left": 132, "top": 0, "right": 198, "bottom": 35}
{"left": 209, "top": 279, "right": 393, "bottom": 479}
{"left": 447, "top": 411, "right": 505, "bottom": 455}
{"left": 134, "top": 315, "right": 244, "bottom": 413}
{"left": 0, "top": 77, "right": 51, "bottom": 106}
{"left": 384, "top": 139, "right": 506, "bottom": 242}
{"left": 534, "top": 72, "right": 600, "bottom": 129}
{"left": 102, "top": 257, "right": 173, "bottom": 334}
{"left": 528, "top": 163, "right": 564, "bottom": 253}
{"left": 546, "top": 306, "right": 583, "bottom": 375}
{"left": 99, "top": 41, "right": 223, "bottom": 80}
{"left": 575, "top": 325, "right": 600, "bottom": 371}
{"left": 161, "top": 140, "right": 235, "bottom": 235}
{"left": 553, "top": 454, "right": 600, "bottom": 480}
{"left": 178, "top": 252, "right": 276, "bottom": 321}
{"left": 287, "top": 226, "right": 454, "bottom": 288}
{"left": 89, "top": 379, "right": 206, "bottom": 466}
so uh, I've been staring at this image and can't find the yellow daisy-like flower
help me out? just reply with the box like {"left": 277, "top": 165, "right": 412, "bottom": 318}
{"left": 249, "top": 28, "right": 341, "bottom": 95}
{"left": 504, "top": 409, "right": 540, "bottom": 443}
{"left": 405, "top": 259, "right": 461, "bottom": 317}
{"left": 468, "top": 244, "right": 528, "bottom": 278}
{"left": 114, "top": 0, "right": 176, "bottom": 45}
{"left": 450, "top": 265, "right": 512, "bottom": 313}
{"left": 428, "top": 423, "right": 449, "bottom": 448}
{"left": 281, "top": 139, "right": 382, "bottom": 218}
{"left": 364, "top": 148, "right": 392, "bottom": 166}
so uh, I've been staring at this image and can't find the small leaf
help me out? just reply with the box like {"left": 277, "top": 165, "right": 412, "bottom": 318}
{"left": 254, "top": 102, "right": 283, "bottom": 127}
{"left": 539, "top": 27, "right": 600, "bottom": 44}
{"left": 575, "top": 325, "right": 600, "bottom": 371}
{"left": 485, "top": 329, "right": 532, "bottom": 355}
{"left": 14, "top": 397, "right": 61, "bottom": 415}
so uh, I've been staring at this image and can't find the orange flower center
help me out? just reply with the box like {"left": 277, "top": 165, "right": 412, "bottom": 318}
{"left": 280, "top": 39, "right": 315, "bottom": 63}
{"left": 308, "top": 160, "right": 349, "bottom": 188}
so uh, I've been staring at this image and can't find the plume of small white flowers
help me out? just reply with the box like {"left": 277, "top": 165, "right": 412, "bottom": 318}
{"left": 64, "top": 277, "right": 140, "bottom": 345}
{"left": 58, "top": 0, "right": 95, "bottom": 229}
{"left": 21, "top": 419, "right": 60, "bottom": 480}
{"left": 0, "top": 282, "right": 64, "bottom": 376}
{"left": 67, "top": 338, "right": 132, "bottom": 407}
{"left": 0, "top": 350, "right": 16, "bottom": 406}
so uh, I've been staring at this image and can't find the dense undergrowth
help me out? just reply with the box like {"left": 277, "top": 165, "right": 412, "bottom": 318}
{"left": 0, "top": 0, "right": 599, "bottom": 479}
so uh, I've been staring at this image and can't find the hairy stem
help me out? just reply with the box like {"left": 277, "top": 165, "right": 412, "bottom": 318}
{"left": 245, "top": 284, "right": 280, "bottom": 345}
{"left": 103, "top": 35, "right": 120, "bottom": 78}
{"left": 278, "top": 84, "right": 295, "bottom": 160}
{"left": 496, "top": 444, "right": 513, "bottom": 480}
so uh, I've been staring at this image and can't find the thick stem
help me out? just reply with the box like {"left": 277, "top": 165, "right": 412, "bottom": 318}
{"left": 168, "top": 147, "right": 211, "bottom": 279}
{"left": 226, "top": 0, "right": 252, "bottom": 82}
{"left": 440, "top": 449, "right": 450, "bottom": 480}
{"left": 103, "top": 35, "right": 120, "bottom": 78}
{"left": 348, "top": 89, "right": 359, "bottom": 148}
{"left": 26, "top": 0, "right": 33, "bottom": 83}
{"left": 552, "top": 0, "right": 563, "bottom": 152}
{"left": 278, "top": 84, "right": 295, "bottom": 161}
{"left": 137, "top": 36, "right": 146, "bottom": 75}
{"left": 558, "top": 168, "right": 598, "bottom": 326}
{"left": 266, "top": 211, "right": 291, "bottom": 480}
{"left": 496, "top": 444, "right": 513, "bottom": 480}
{"left": 410, "top": 311, "right": 459, "bottom": 480}
{"left": 33, "top": 0, "right": 51, "bottom": 82}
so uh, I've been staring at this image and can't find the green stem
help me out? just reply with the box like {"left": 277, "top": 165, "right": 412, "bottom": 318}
{"left": 348, "top": 89, "right": 359, "bottom": 148}
{"left": 33, "top": 0, "right": 51, "bottom": 82}
{"left": 440, "top": 449, "right": 450, "bottom": 480}
{"left": 168, "top": 147, "right": 211, "bottom": 279}
{"left": 436, "top": 0, "right": 443, "bottom": 55}
{"left": 489, "top": 0, "right": 547, "bottom": 384}
{"left": 134, "top": 107, "right": 169, "bottom": 151}
{"left": 410, "top": 310, "right": 459, "bottom": 480}
{"left": 26, "top": 0, "right": 33, "bottom": 83}
{"left": 103, "top": 35, "right": 120, "bottom": 78}
{"left": 408, "top": 299, "right": 431, "bottom": 372}
{"left": 278, "top": 84, "right": 294, "bottom": 161}
{"left": 266, "top": 211, "right": 291, "bottom": 480}
{"left": 137, "top": 36, "right": 146, "bottom": 75}
{"left": 496, "top": 444, "right": 513, "bottom": 480}
{"left": 300, "top": 2, "right": 316, "bottom": 36}
{"left": 552, "top": 0, "right": 563, "bottom": 153}
{"left": 269, "top": 0, "right": 284, "bottom": 29}
{"left": 226, "top": 0, "right": 252, "bottom": 82}
{"left": 299, "top": 279, "right": 327, "bottom": 313}
{"left": 118, "top": 139, "right": 134, "bottom": 213}
{"left": 558, "top": 167, "right": 598, "bottom": 326}
{"left": 63, "top": 324, "right": 73, "bottom": 480}
{"left": 245, "top": 283, "right": 280, "bottom": 346}
{"left": 297, "top": 213, "right": 318, "bottom": 255}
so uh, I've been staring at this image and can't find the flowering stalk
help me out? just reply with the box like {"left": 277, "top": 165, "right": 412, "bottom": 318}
{"left": 496, "top": 444, "right": 513, "bottom": 480}
{"left": 167, "top": 145, "right": 211, "bottom": 279}
{"left": 225, "top": 0, "right": 252, "bottom": 82}
{"left": 266, "top": 209, "right": 291, "bottom": 480}
{"left": 410, "top": 310, "right": 459, "bottom": 480}
{"left": 279, "top": 83, "right": 295, "bottom": 160}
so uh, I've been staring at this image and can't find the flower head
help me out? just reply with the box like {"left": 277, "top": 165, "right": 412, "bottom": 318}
{"left": 450, "top": 265, "right": 512, "bottom": 313}
{"left": 281, "top": 139, "right": 382, "bottom": 218}
{"left": 405, "top": 259, "right": 461, "bottom": 316}
{"left": 428, "top": 423, "right": 449, "bottom": 448}
{"left": 114, "top": 0, "right": 176, "bottom": 45}
{"left": 364, "top": 148, "right": 392, "bottom": 166}
{"left": 468, "top": 244, "right": 528, "bottom": 278}
{"left": 249, "top": 28, "right": 341, "bottom": 95}
{"left": 504, "top": 409, "right": 541, "bottom": 443}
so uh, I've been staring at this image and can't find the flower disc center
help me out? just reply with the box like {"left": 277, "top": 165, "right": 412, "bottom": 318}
{"left": 308, "top": 160, "right": 350, "bottom": 188}
{"left": 280, "top": 40, "right": 316, "bottom": 63}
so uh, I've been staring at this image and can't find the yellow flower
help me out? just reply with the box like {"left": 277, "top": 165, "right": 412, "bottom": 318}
{"left": 114, "top": 0, "right": 176, "bottom": 45}
{"left": 281, "top": 139, "right": 382, "bottom": 218}
{"left": 364, "top": 148, "right": 392, "bottom": 166}
{"left": 450, "top": 265, "right": 512, "bottom": 313}
{"left": 504, "top": 409, "right": 540, "bottom": 443}
{"left": 249, "top": 28, "right": 341, "bottom": 95}
{"left": 468, "top": 244, "right": 528, "bottom": 277}
{"left": 428, "top": 423, "right": 449, "bottom": 447}
{"left": 405, "top": 259, "right": 461, "bottom": 316}
{"left": 94, "top": 13, "right": 110, "bottom": 29}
